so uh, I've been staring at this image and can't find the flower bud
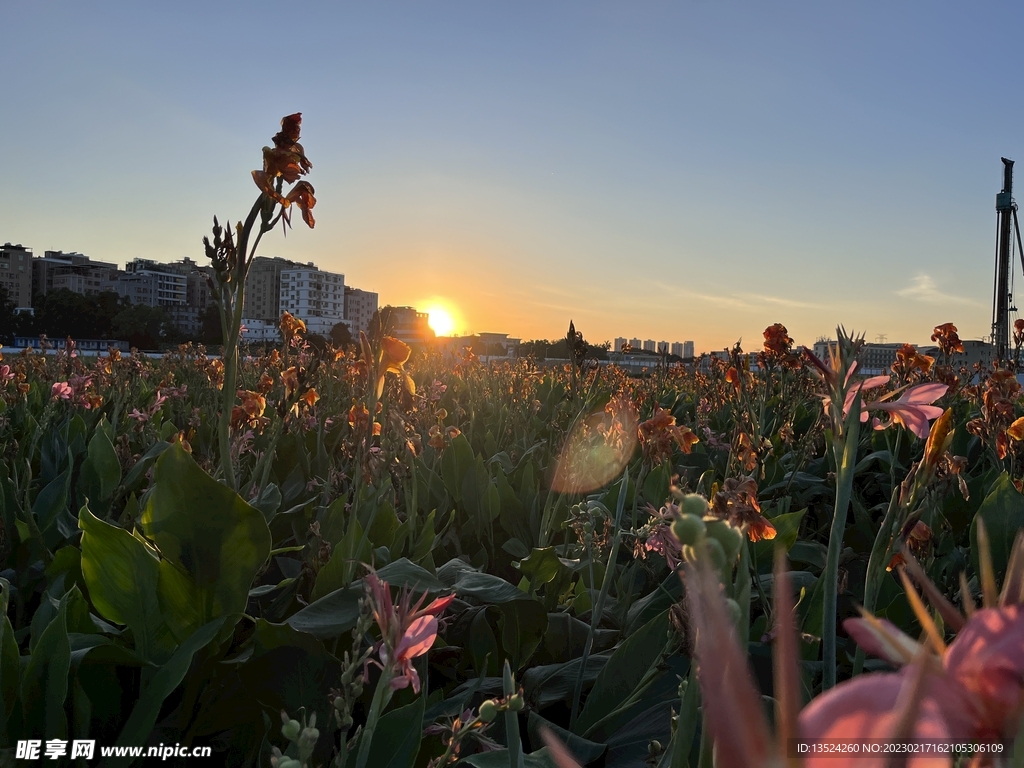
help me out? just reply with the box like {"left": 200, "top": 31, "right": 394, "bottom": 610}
{"left": 478, "top": 700, "right": 498, "bottom": 722}
{"left": 648, "top": 740, "right": 663, "bottom": 755}
{"left": 704, "top": 537, "right": 727, "bottom": 572}
{"left": 705, "top": 519, "right": 743, "bottom": 562}
{"left": 679, "top": 493, "right": 709, "bottom": 518}
{"left": 507, "top": 694, "right": 525, "bottom": 712}
{"left": 671, "top": 513, "right": 706, "bottom": 546}
{"left": 281, "top": 719, "right": 301, "bottom": 741}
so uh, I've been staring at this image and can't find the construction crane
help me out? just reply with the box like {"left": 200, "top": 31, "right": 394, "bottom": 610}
{"left": 991, "top": 158, "right": 1024, "bottom": 363}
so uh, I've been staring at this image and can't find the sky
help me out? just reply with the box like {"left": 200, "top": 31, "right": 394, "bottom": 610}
{"left": 3, "top": 2, "right": 1024, "bottom": 352}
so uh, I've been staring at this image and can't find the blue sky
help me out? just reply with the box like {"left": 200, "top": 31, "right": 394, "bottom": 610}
{"left": 3, "top": 2, "right": 1022, "bottom": 351}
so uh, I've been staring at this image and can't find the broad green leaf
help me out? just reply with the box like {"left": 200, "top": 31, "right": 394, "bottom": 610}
{"left": 0, "top": 579, "right": 20, "bottom": 740}
{"left": 455, "top": 572, "right": 530, "bottom": 603}
{"left": 440, "top": 434, "right": 475, "bottom": 501}
{"left": 365, "top": 694, "right": 426, "bottom": 768}
{"left": 372, "top": 558, "right": 445, "bottom": 593}
{"left": 78, "top": 506, "right": 171, "bottom": 663}
{"left": 971, "top": 471, "right": 1024, "bottom": 583}
{"left": 751, "top": 508, "right": 807, "bottom": 569}
{"left": 20, "top": 587, "right": 73, "bottom": 741}
{"left": 468, "top": 607, "right": 502, "bottom": 677}
{"left": 33, "top": 465, "right": 70, "bottom": 532}
{"left": 517, "top": 548, "right": 571, "bottom": 587}
{"left": 285, "top": 587, "right": 363, "bottom": 639}
{"left": 367, "top": 499, "right": 401, "bottom": 550}
{"left": 80, "top": 423, "right": 121, "bottom": 506}
{"left": 110, "top": 616, "right": 229, "bottom": 763}
{"left": 527, "top": 711, "right": 606, "bottom": 764}
{"left": 312, "top": 516, "right": 372, "bottom": 601}
{"left": 139, "top": 444, "right": 271, "bottom": 624}
{"left": 498, "top": 599, "right": 549, "bottom": 671}
{"left": 574, "top": 609, "right": 669, "bottom": 737}
{"left": 484, "top": 480, "right": 501, "bottom": 523}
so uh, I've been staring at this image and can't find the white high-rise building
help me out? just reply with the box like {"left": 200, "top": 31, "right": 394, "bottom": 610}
{"left": 629, "top": 337, "right": 642, "bottom": 350}
{"left": 279, "top": 267, "right": 346, "bottom": 337}
{"left": 643, "top": 339, "right": 656, "bottom": 352}
{"left": 614, "top": 337, "right": 627, "bottom": 352}
{"left": 344, "top": 287, "right": 378, "bottom": 336}
{"left": 671, "top": 342, "right": 683, "bottom": 357}
{"left": 683, "top": 341, "right": 694, "bottom": 359}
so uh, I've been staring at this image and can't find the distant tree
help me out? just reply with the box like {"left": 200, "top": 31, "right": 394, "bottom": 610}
{"left": 518, "top": 339, "right": 551, "bottom": 360}
{"left": 199, "top": 304, "right": 223, "bottom": 347}
{"left": 330, "top": 321, "right": 354, "bottom": 348}
{"left": 112, "top": 304, "right": 173, "bottom": 350}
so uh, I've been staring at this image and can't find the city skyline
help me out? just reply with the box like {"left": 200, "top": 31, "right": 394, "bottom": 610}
{"left": 4, "top": 3, "right": 1024, "bottom": 349}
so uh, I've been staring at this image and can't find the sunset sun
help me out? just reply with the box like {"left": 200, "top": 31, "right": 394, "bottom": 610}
{"left": 427, "top": 305, "right": 456, "bottom": 336}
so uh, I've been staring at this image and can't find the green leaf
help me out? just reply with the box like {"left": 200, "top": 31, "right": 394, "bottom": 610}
{"left": 78, "top": 505, "right": 171, "bottom": 663}
{"left": 751, "top": 508, "right": 807, "bottom": 567}
{"left": 527, "top": 711, "right": 606, "bottom": 764}
{"left": 971, "top": 471, "right": 1024, "bottom": 583}
{"left": 285, "top": 587, "right": 363, "bottom": 639}
{"left": 367, "top": 499, "right": 401, "bottom": 551}
{"left": 312, "top": 517, "right": 372, "bottom": 600}
{"left": 440, "top": 434, "right": 475, "bottom": 501}
{"left": 20, "top": 587, "right": 73, "bottom": 741}
{"left": 498, "top": 600, "right": 549, "bottom": 671}
{"left": 80, "top": 421, "right": 121, "bottom": 506}
{"left": 517, "top": 548, "right": 570, "bottom": 587}
{"left": 0, "top": 579, "right": 21, "bottom": 741}
{"left": 33, "top": 465, "right": 70, "bottom": 532}
{"left": 110, "top": 617, "right": 228, "bottom": 764}
{"left": 365, "top": 694, "right": 425, "bottom": 768}
{"left": 140, "top": 444, "right": 272, "bottom": 624}
{"left": 372, "top": 558, "right": 445, "bottom": 593}
{"left": 574, "top": 609, "right": 669, "bottom": 737}
{"left": 459, "top": 748, "right": 557, "bottom": 768}
{"left": 455, "top": 572, "right": 530, "bottom": 603}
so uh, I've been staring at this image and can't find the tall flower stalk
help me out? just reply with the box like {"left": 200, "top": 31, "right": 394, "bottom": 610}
{"left": 804, "top": 330, "right": 863, "bottom": 690}
{"left": 204, "top": 113, "right": 316, "bottom": 488}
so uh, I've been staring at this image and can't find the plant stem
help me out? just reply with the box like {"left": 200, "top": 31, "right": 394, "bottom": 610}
{"left": 352, "top": 665, "right": 394, "bottom": 768}
{"left": 822, "top": 402, "right": 860, "bottom": 691}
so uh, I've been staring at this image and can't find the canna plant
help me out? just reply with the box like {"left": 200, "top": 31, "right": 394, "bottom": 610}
{"left": 203, "top": 113, "right": 317, "bottom": 489}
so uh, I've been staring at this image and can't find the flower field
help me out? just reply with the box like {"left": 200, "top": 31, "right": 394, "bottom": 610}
{"left": 2, "top": 116, "right": 1024, "bottom": 768}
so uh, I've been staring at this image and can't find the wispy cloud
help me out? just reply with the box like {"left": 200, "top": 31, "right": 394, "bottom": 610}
{"left": 896, "top": 274, "right": 979, "bottom": 306}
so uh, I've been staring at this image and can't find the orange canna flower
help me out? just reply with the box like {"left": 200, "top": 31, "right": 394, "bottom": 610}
{"left": 762, "top": 323, "right": 793, "bottom": 356}
{"left": 711, "top": 476, "right": 777, "bottom": 542}
{"left": 1007, "top": 416, "right": 1024, "bottom": 441}
{"left": 382, "top": 336, "right": 412, "bottom": 370}
{"left": 284, "top": 181, "right": 316, "bottom": 229}
{"left": 252, "top": 113, "right": 313, "bottom": 212}
{"left": 282, "top": 366, "right": 299, "bottom": 399}
{"left": 257, "top": 372, "right": 275, "bottom": 394}
{"left": 299, "top": 388, "right": 319, "bottom": 407}
{"left": 726, "top": 366, "right": 742, "bottom": 393}
{"left": 279, "top": 312, "right": 306, "bottom": 343}
{"left": 931, "top": 323, "right": 964, "bottom": 356}
{"left": 638, "top": 407, "right": 699, "bottom": 463}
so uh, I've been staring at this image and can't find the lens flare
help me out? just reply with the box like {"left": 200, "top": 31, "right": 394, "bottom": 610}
{"left": 550, "top": 396, "right": 639, "bottom": 494}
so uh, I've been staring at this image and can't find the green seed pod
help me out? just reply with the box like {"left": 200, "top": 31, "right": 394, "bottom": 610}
{"left": 679, "top": 493, "right": 709, "bottom": 518}
{"left": 724, "top": 598, "right": 742, "bottom": 627}
{"left": 704, "top": 519, "right": 743, "bottom": 562}
{"left": 704, "top": 537, "right": 727, "bottom": 572}
{"left": 507, "top": 694, "right": 525, "bottom": 712}
{"left": 333, "top": 696, "right": 345, "bottom": 713}
{"left": 671, "top": 513, "right": 706, "bottom": 546}
{"left": 478, "top": 700, "right": 498, "bottom": 722}
{"left": 281, "top": 719, "right": 301, "bottom": 741}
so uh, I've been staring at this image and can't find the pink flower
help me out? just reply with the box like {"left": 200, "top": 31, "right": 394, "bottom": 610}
{"left": 51, "top": 382, "right": 73, "bottom": 400}
{"left": 866, "top": 382, "right": 948, "bottom": 439}
{"left": 0, "top": 365, "right": 13, "bottom": 383}
{"left": 364, "top": 571, "right": 454, "bottom": 694}
{"left": 127, "top": 408, "right": 149, "bottom": 423}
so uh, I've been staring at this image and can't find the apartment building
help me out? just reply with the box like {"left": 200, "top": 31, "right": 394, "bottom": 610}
{"left": 343, "top": 287, "right": 378, "bottom": 336}
{"left": 244, "top": 257, "right": 305, "bottom": 322}
{"left": 0, "top": 243, "right": 33, "bottom": 308}
{"left": 279, "top": 267, "right": 346, "bottom": 336}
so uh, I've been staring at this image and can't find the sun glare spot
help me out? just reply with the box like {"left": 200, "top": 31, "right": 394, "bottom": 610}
{"left": 427, "top": 306, "right": 456, "bottom": 337}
